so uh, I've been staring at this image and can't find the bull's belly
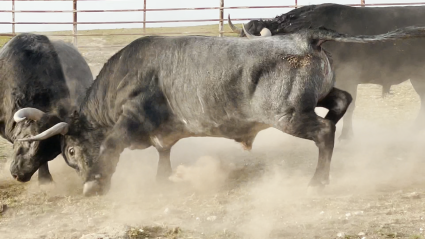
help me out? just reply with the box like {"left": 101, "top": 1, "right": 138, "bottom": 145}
{"left": 146, "top": 116, "right": 269, "bottom": 150}
{"left": 181, "top": 118, "right": 265, "bottom": 137}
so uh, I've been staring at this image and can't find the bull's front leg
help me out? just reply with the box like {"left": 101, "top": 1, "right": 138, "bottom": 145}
{"left": 83, "top": 135, "right": 123, "bottom": 197}
{"left": 410, "top": 78, "right": 425, "bottom": 132}
{"left": 157, "top": 148, "right": 172, "bottom": 182}
{"left": 83, "top": 116, "right": 149, "bottom": 196}
{"left": 37, "top": 162, "right": 54, "bottom": 185}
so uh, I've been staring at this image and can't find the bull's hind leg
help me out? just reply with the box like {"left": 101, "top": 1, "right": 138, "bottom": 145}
{"left": 275, "top": 112, "right": 336, "bottom": 187}
{"left": 156, "top": 148, "right": 172, "bottom": 182}
{"left": 410, "top": 78, "right": 425, "bottom": 131}
{"left": 38, "top": 162, "right": 53, "bottom": 185}
{"left": 337, "top": 83, "right": 357, "bottom": 141}
{"left": 317, "top": 87, "right": 353, "bottom": 126}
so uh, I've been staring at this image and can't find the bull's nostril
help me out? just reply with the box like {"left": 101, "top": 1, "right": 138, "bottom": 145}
{"left": 12, "top": 174, "right": 18, "bottom": 180}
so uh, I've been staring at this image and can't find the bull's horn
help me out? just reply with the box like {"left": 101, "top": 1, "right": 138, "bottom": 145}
{"left": 17, "top": 122, "right": 69, "bottom": 142}
{"left": 13, "top": 108, "right": 46, "bottom": 123}
{"left": 260, "top": 28, "right": 272, "bottom": 37}
{"left": 242, "top": 24, "right": 261, "bottom": 39}
{"left": 227, "top": 14, "right": 243, "bottom": 34}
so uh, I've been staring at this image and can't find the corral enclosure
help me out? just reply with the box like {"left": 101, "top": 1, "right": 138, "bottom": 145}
{"left": 2, "top": 1, "right": 425, "bottom": 238}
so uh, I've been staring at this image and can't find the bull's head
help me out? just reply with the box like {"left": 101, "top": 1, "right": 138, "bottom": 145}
{"left": 10, "top": 108, "right": 64, "bottom": 182}
{"left": 228, "top": 14, "right": 272, "bottom": 38}
{"left": 15, "top": 109, "right": 110, "bottom": 196}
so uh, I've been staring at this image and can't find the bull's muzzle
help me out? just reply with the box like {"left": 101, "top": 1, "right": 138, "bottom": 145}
{"left": 83, "top": 180, "right": 101, "bottom": 196}
{"left": 82, "top": 174, "right": 110, "bottom": 196}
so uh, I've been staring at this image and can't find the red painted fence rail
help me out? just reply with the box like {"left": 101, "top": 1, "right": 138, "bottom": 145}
{"left": 0, "top": 0, "right": 425, "bottom": 49}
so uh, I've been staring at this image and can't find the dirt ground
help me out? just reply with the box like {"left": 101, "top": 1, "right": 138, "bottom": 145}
{"left": 1, "top": 47, "right": 425, "bottom": 239}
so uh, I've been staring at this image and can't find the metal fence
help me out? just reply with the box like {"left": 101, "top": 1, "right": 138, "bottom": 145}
{"left": 1, "top": 0, "right": 425, "bottom": 49}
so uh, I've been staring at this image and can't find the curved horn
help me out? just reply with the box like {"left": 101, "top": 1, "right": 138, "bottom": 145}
{"left": 13, "top": 108, "right": 46, "bottom": 123}
{"left": 227, "top": 14, "right": 243, "bottom": 34}
{"left": 242, "top": 24, "right": 261, "bottom": 39}
{"left": 17, "top": 122, "right": 69, "bottom": 142}
{"left": 260, "top": 28, "right": 272, "bottom": 37}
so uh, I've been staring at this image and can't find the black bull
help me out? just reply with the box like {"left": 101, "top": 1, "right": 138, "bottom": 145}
{"left": 229, "top": 4, "right": 425, "bottom": 140}
{"left": 0, "top": 33, "right": 93, "bottom": 184}
{"left": 17, "top": 26, "right": 425, "bottom": 196}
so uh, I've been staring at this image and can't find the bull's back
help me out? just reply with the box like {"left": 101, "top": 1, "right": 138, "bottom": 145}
{"left": 0, "top": 33, "right": 71, "bottom": 138}
{"left": 52, "top": 41, "right": 93, "bottom": 107}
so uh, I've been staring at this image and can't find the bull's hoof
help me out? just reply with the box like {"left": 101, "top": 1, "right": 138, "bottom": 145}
{"left": 338, "top": 132, "right": 354, "bottom": 143}
{"left": 308, "top": 176, "right": 329, "bottom": 188}
{"left": 308, "top": 180, "right": 328, "bottom": 188}
{"left": 307, "top": 179, "right": 327, "bottom": 196}
{"left": 307, "top": 185, "right": 325, "bottom": 196}
{"left": 156, "top": 175, "right": 173, "bottom": 186}
{"left": 382, "top": 92, "right": 394, "bottom": 99}
{"left": 156, "top": 169, "right": 173, "bottom": 184}
{"left": 38, "top": 174, "right": 54, "bottom": 185}
{"left": 39, "top": 181, "right": 56, "bottom": 192}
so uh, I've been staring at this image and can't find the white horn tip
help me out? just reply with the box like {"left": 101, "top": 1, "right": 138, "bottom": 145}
{"left": 14, "top": 116, "right": 26, "bottom": 123}
{"left": 260, "top": 28, "right": 272, "bottom": 37}
{"left": 13, "top": 108, "right": 46, "bottom": 123}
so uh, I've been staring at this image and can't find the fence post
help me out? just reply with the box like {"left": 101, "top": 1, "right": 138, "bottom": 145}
{"left": 11, "top": 0, "right": 15, "bottom": 36}
{"left": 72, "top": 0, "right": 78, "bottom": 46}
{"left": 143, "top": 0, "right": 146, "bottom": 33}
{"left": 295, "top": 0, "right": 298, "bottom": 8}
{"left": 219, "top": 0, "right": 224, "bottom": 37}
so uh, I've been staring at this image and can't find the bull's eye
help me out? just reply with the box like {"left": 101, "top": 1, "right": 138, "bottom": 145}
{"left": 68, "top": 147, "right": 75, "bottom": 157}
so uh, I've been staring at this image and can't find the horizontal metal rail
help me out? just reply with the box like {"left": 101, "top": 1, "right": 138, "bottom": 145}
{"left": 1, "top": 2, "right": 425, "bottom": 14}
{"left": 0, "top": 0, "right": 102, "bottom": 1}
{"left": 0, "top": 18, "right": 263, "bottom": 25}
{"left": 0, "top": 31, "right": 236, "bottom": 37}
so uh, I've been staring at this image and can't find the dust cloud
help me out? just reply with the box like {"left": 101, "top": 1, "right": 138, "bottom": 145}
{"left": 2, "top": 81, "right": 425, "bottom": 238}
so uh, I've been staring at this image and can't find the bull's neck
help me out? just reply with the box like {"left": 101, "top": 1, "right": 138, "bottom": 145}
{"left": 78, "top": 77, "right": 115, "bottom": 129}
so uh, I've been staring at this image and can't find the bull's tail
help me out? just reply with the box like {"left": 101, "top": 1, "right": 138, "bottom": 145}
{"left": 310, "top": 26, "right": 425, "bottom": 47}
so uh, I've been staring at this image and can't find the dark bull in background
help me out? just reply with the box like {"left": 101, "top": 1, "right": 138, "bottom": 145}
{"left": 229, "top": 3, "right": 425, "bottom": 140}
{"left": 16, "top": 25, "right": 425, "bottom": 197}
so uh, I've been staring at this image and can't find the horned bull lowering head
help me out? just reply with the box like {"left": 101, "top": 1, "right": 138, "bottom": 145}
{"left": 10, "top": 108, "right": 65, "bottom": 182}
{"left": 15, "top": 109, "right": 112, "bottom": 196}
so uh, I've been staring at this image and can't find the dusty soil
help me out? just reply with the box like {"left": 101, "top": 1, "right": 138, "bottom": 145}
{"left": 1, "top": 47, "right": 425, "bottom": 239}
